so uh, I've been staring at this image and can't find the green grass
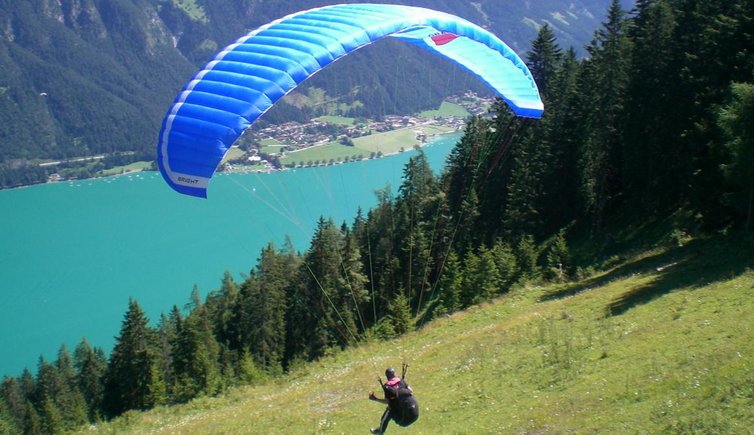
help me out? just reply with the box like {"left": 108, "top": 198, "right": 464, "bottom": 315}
{"left": 280, "top": 142, "right": 367, "bottom": 166}
{"left": 419, "top": 101, "right": 470, "bottom": 119}
{"left": 351, "top": 125, "right": 455, "bottom": 154}
{"left": 260, "top": 138, "right": 285, "bottom": 146}
{"left": 82, "top": 233, "right": 754, "bottom": 434}
{"left": 259, "top": 138, "right": 288, "bottom": 156}
{"left": 260, "top": 145, "right": 286, "bottom": 155}
{"left": 284, "top": 87, "right": 363, "bottom": 115}
{"left": 353, "top": 126, "right": 453, "bottom": 154}
{"left": 222, "top": 147, "right": 246, "bottom": 162}
{"left": 171, "top": 0, "right": 208, "bottom": 23}
{"left": 279, "top": 126, "right": 456, "bottom": 166}
{"left": 315, "top": 115, "right": 356, "bottom": 126}
{"left": 352, "top": 127, "right": 419, "bottom": 154}
{"left": 97, "top": 161, "right": 151, "bottom": 177}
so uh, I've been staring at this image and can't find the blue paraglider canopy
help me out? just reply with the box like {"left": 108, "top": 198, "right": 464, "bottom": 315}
{"left": 158, "top": 3, "right": 544, "bottom": 198}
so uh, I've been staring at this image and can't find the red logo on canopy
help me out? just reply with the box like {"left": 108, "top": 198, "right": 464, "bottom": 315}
{"left": 430, "top": 32, "right": 459, "bottom": 46}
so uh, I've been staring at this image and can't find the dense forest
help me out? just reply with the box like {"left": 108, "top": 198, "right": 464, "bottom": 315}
{"left": 0, "top": 0, "right": 622, "bottom": 188}
{"left": 2, "top": 0, "right": 754, "bottom": 432}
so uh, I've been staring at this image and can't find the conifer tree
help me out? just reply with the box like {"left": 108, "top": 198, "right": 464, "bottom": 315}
{"left": 38, "top": 396, "right": 62, "bottom": 435}
{"left": 283, "top": 274, "right": 313, "bottom": 365}
{"left": 286, "top": 218, "right": 356, "bottom": 361}
{"left": 23, "top": 400, "right": 41, "bottom": 435}
{"left": 480, "top": 246, "right": 505, "bottom": 303}
{"left": 387, "top": 290, "right": 412, "bottom": 335}
{"left": 204, "top": 271, "right": 242, "bottom": 379}
{"left": 352, "top": 207, "right": 380, "bottom": 324}
{"left": 339, "top": 224, "right": 370, "bottom": 333}
{"left": 312, "top": 217, "right": 353, "bottom": 346}
{"left": 454, "top": 187, "right": 481, "bottom": 255}
{"left": 33, "top": 359, "right": 63, "bottom": 434}
{"left": 237, "top": 243, "right": 288, "bottom": 372}
{"left": 56, "top": 346, "right": 87, "bottom": 428}
{"left": 206, "top": 270, "right": 240, "bottom": 352}
{"left": 54, "top": 347, "right": 76, "bottom": 389}
{"left": 103, "top": 299, "right": 166, "bottom": 417}
{"left": 395, "top": 150, "right": 438, "bottom": 308}
{"left": 492, "top": 239, "right": 518, "bottom": 289}
{"left": 622, "top": 0, "right": 679, "bottom": 213}
{"left": 502, "top": 134, "right": 549, "bottom": 240}
{"left": 433, "top": 250, "right": 462, "bottom": 317}
{"left": 527, "top": 23, "right": 563, "bottom": 103}
{"left": 0, "top": 399, "right": 15, "bottom": 435}
{"left": 356, "top": 187, "right": 398, "bottom": 321}
{"left": 236, "top": 348, "right": 266, "bottom": 385}
{"left": 459, "top": 250, "right": 480, "bottom": 308}
{"left": 544, "top": 229, "right": 570, "bottom": 281}
{"left": 464, "top": 246, "right": 503, "bottom": 305}
{"left": 578, "top": 0, "right": 632, "bottom": 234}
{"left": 441, "top": 117, "right": 489, "bottom": 220}
{"left": 1, "top": 377, "right": 24, "bottom": 433}
{"left": 73, "top": 338, "right": 106, "bottom": 421}
{"left": 663, "top": 1, "right": 753, "bottom": 226}
{"left": 718, "top": 80, "right": 754, "bottom": 231}
{"left": 154, "top": 313, "right": 176, "bottom": 401}
{"left": 499, "top": 23, "right": 565, "bottom": 241}
{"left": 515, "top": 235, "right": 540, "bottom": 281}
{"left": 17, "top": 370, "right": 35, "bottom": 409}
{"left": 462, "top": 112, "right": 514, "bottom": 246}
{"left": 35, "top": 350, "right": 87, "bottom": 431}
{"left": 543, "top": 48, "right": 586, "bottom": 229}
{"left": 172, "top": 290, "right": 222, "bottom": 401}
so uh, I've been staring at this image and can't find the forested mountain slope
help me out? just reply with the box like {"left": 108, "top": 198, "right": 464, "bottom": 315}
{"left": 0, "top": 0, "right": 625, "bottom": 172}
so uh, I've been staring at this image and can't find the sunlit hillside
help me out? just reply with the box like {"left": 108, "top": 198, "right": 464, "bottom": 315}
{"left": 85, "top": 233, "right": 754, "bottom": 434}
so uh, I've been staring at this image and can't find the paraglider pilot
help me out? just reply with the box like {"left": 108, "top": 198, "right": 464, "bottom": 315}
{"left": 368, "top": 364, "right": 419, "bottom": 434}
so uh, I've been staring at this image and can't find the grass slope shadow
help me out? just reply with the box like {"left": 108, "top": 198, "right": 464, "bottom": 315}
{"left": 540, "top": 236, "right": 754, "bottom": 317}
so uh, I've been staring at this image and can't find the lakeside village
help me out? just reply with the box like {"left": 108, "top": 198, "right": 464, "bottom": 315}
{"left": 41, "top": 93, "right": 493, "bottom": 183}
{"left": 222, "top": 92, "right": 494, "bottom": 172}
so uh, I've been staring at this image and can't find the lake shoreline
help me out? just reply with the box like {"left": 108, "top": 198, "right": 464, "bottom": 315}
{"left": 229, "top": 128, "right": 463, "bottom": 174}
{"left": 1, "top": 129, "right": 463, "bottom": 194}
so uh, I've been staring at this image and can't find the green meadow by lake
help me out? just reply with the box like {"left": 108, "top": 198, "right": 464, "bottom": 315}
{"left": 0, "top": 133, "right": 460, "bottom": 377}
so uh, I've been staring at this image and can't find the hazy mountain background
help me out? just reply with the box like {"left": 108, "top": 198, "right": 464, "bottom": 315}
{"left": 0, "top": 0, "right": 632, "bottom": 170}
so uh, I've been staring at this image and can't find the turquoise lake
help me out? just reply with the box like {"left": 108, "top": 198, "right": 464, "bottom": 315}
{"left": 0, "top": 133, "right": 460, "bottom": 377}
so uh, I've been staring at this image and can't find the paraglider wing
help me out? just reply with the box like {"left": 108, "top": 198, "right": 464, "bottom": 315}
{"left": 158, "top": 4, "right": 543, "bottom": 198}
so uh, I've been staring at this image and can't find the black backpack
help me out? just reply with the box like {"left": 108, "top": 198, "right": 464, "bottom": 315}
{"left": 392, "top": 392, "right": 419, "bottom": 427}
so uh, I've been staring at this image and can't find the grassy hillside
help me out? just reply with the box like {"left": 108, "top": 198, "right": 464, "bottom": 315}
{"left": 83, "top": 234, "right": 754, "bottom": 434}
